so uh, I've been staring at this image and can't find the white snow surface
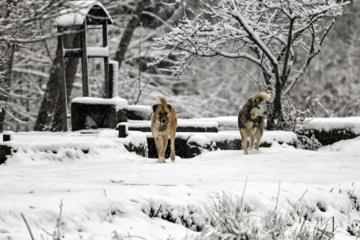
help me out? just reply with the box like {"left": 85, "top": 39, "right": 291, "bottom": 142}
{"left": 86, "top": 47, "right": 109, "bottom": 57}
{"left": 72, "top": 97, "right": 128, "bottom": 111}
{"left": 1, "top": 130, "right": 360, "bottom": 240}
{"left": 303, "top": 117, "right": 360, "bottom": 134}
{"left": 181, "top": 116, "right": 238, "bottom": 130}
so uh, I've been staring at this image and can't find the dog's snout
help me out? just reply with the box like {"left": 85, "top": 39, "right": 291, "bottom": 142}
{"left": 160, "top": 118, "right": 167, "bottom": 124}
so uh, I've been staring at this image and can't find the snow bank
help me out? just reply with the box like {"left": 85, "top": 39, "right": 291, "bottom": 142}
{"left": 116, "top": 131, "right": 148, "bottom": 157}
{"left": 1, "top": 131, "right": 129, "bottom": 166}
{"left": 144, "top": 130, "right": 298, "bottom": 158}
{"left": 303, "top": 117, "right": 360, "bottom": 134}
{"left": 178, "top": 120, "right": 218, "bottom": 129}
{"left": 187, "top": 131, "right": 298, "bottom": 147}
{"left": 297, "top": 117, "right": 360, "bottom": 146}
{"left": 261, "top": 130, "right": 298, "bottom": 145}
{"left": 181, "top": 116, "right": 238, "bottom": 131}
{"left": 320, "top": 136, "right": 360, "bottom": 153}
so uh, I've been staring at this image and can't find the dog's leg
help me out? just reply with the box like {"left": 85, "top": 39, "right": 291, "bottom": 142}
{"left": 154, "top": 137, "right": 164, "bottom": 163}
{"left": 240, "top": 129, "right": 248, "bottom": 155}
{"left": 243, "top": 138, "right": 248, "bottom": 155}
{"left": 255, "top": 131, "right": 261, "bottom": 151}
{"left": 250, "top": 135, "right": 255, "bottom": 150}
{"left": 157, "top": 135, "right": 168, "bottom": 163}
{"left": 170, "top": 133, "right": 176, "bottom": 161}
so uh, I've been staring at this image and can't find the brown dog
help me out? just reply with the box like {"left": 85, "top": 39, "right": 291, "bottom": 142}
{"left": 238, "top": 92, "right": 270, "bottom": 155}
{"left": 151, "top": 95, "right": 178, "bottom": 163}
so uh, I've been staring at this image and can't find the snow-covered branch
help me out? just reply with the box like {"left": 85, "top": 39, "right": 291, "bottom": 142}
{"left": 156, "top": 0, "right": 352, "bottom": 129}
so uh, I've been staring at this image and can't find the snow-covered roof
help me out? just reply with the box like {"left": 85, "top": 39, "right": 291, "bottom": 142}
{"left": 54, "top": 1, "right": 113, "bottom": 27}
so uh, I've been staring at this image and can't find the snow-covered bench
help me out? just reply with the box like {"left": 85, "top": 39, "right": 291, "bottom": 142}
{"left": 71, "top": 97, "right": 128, "bottom": 131}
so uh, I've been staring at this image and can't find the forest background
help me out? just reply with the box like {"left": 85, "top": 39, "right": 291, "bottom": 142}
{"left": 1, "top": 0, "right": 360, "bottom": 132}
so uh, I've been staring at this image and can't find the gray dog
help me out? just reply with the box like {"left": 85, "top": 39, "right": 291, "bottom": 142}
{"left": 238, "top": 92, "right": 271, "bottom": 155}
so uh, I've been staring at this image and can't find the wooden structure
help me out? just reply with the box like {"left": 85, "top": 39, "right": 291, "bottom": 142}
{"left": 54, "top": 1, "right": 114, "bottom": 131}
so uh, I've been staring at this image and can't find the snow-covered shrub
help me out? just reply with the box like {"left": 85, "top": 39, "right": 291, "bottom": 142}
{"left": 347, "top": 220, "right": 360, "bottom": 237}
{"left": 198, "top": 192, "right": 335, "bottom": 240}
{"left": 296, "top": 134, "right": 322, "bottom": 151}
{"left": 143, "top": 202, "right": 206, "bottom": 232}
{"left": 280, "top": 96, "right": 321, "bottom": 150}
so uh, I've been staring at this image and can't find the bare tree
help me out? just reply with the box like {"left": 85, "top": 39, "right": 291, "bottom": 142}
{"left": 113, "top": 0, "right": 150, "bottom": 70}
{"left": 155, "top": 0, "right": 353, "bottom": 129}
{"left": 290, "top": 1, "right": 360, "bottom": 118}
{"left": 0, "top": 0, "right": 68, "bottom": 131}
{"left": 0, "top": 1, "right": 22, "bottom": 131}
{"left": 34, "top": 32, "right": 80, "bottom": 131}
{"left": 110, "top": 0, "right": 184, "bottom": 105}
{"left": 1, "top": 0, "right": 185, "bottom": 131}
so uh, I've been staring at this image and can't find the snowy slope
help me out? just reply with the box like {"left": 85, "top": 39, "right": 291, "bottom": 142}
{"left": 0, "top": 133, "right": 360, "bottom": 240}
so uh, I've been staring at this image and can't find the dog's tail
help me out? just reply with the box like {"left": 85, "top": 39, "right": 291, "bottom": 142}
{"left": 156, "top": 95, "right": 167, "bottom": 105}
{"left": 253, "top": 92, "right": 271, "bottom": 104}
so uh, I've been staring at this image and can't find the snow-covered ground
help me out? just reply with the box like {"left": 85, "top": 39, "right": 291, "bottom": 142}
{"left": 1, "top": 131, "right": 360, "bottom": 240}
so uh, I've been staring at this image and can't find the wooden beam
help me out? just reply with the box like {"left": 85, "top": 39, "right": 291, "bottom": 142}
{"left": 57, "top": 27, "right": 68, "bottom": 131}
{"left": 109, "top": 61, "right": 119, "bottom": 98}
{"left": 80, "top": 22, "right": 89, "bottom": 97}
{"left": 103, "top": 21, "right": 110, "bottom": 98}
{"left": 64, "top": 47, "right": 109, "bottom": 58}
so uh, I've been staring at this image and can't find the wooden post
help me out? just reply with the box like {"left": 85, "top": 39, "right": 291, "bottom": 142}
{"left": 3, "top": 131, "right": 13, "bottom": 142}
{"left": 80, "top": 21, "right": 89, "bottom": 97}
{"left": 57, "top": 27, "right": 68, "bottom": 131}
{"left": 109, "top": 61, "right": 119, "bottom": 98}
{"left": 118, "top": 122, "right": 128, "bottom": 138}
{"left": 103, "top": 21, "right": 110, "bottom": 98}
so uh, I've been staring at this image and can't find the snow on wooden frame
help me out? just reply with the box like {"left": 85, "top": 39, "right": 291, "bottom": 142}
{"left": 54, "top": 1, "right": 113, "bottom": 27}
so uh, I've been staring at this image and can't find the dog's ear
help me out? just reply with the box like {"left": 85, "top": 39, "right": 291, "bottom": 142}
{"left": 167, "top": 104, "right": 172, "bottom": 112}
{"left": 152, "top": 104, "right": 158, "bottom": 112}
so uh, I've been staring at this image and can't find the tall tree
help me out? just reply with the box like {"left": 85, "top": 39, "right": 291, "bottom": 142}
{"left": 156, "top": 0, "right": 352, "bottom": 129}
{"left": 0, "top": 0, "right": 68, "bottom": 131}
{"left": 0, "top": 1, "right": 19, "bottom": 131}
{"left": 34, "top": 32, "right": 80, "bottom": 131}
{"left": 113, "top": 0, "right": 150, "bottom": 70}
{"left": 110, "top": 0, "right": 185, "bottom": 105}
{"left": 290, "top": 1, "right": 360, "bottom": 118}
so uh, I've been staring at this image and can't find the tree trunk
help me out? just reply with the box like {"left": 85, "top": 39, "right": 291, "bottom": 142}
{"left": 0, "top": 47, "right": 14, "bottom": 132}
{"left": 34, "top": 31, "right": 80, "bottom": 131}
{"left": 113, "top": 0, "right": 149, "bottom": 70}
{"left": 267, "top": 77, "right": 287, "bottom": 130}
{"left": 0, "top": 0, "right": 16, "bottom": 132}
